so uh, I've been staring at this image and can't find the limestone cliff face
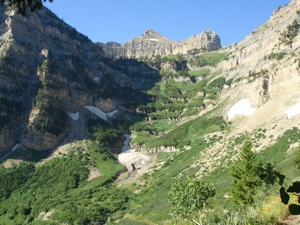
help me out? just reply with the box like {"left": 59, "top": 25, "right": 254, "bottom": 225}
{"left": 173, "top": 30, "right": 221, "bottom": 54}
{"left": 99, "top": 29, "right": 221, "bottom": 59}
{"left": 0, "top": 8, "right": 131, "bottom": 154}
{"left": 215, "top": 0, "right": 300, "bottom": 131}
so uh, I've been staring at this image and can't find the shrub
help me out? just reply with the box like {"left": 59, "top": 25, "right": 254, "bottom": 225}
{"left": 169, "top": 176, "right": 215, "bottom": 224}
{"left": 279, "top": 20, "right": 300, "bottom": 46}
{"left": 266, "top": 52, "right": 286, "bottom": 60}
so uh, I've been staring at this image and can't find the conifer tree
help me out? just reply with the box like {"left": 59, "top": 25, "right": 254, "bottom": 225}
{"left": 0, "top": 0, "right": 53, "bottom": 16}
{"left": 230, "top": 140, "right": 262, "bottom": 206}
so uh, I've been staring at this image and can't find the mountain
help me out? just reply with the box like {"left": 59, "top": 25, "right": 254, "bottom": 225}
{"left": 1, "top": 0, "right": 300, "bottom": 224}
{"left": 99, "top": 29, "right": 221, "bottom": 58}
{"left": 0, "top": 7, "right": 138, "bottom": 155}
{"left": 123, "top": 0, "right": 300, "bottom": 158}
{"left": 0, "top": 8, "right": 221, "bottom": 156}
{"left": 219, "top": 0, "right": 300, "bottom": 135}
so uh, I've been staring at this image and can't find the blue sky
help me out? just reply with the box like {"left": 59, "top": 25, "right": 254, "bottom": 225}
{"left": 44, "top": 0, "right": 290, "bottom": 47}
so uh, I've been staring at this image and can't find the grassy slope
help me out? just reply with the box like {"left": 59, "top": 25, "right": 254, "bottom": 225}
{"left": 118, "top": 125, "right": 300, "bottom": 225}
{"left": 0, "top": 140, "right": 129, "bottom": 225}
{"left": 114, "top": 52, "right": 300, "bottom": 224}
{"left": 131, "top": 52, "right": 227, "bottom": 147}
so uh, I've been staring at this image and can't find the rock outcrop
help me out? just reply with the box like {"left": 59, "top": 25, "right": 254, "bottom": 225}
{"left": 0, "top": 8, "right": 133, "bottom": 154}
{"left": 215, "top": 0, "right": 300, "bottom": 133}
{"left": 99, "top": 29, "right": 221, "bottom": 59}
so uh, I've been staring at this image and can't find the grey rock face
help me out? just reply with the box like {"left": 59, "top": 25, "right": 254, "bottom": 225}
{"left": 0, "top": 7, "right": 131, "bottom": 154}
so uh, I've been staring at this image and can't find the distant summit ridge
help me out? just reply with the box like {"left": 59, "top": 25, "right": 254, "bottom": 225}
{"left": 99, "top": 29, "right": 221, "bottom": 58}
{"left": 141, "top": 29, "right": 163, "bottom": 39}
{"left": 140, "top": 29, "right": 175, "bottom": 44}
{"left": 180, "top": 30, "right": 220, "bottom": 44}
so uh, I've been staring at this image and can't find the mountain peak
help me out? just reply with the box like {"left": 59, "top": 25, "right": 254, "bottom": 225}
{"left": 180, "top": 29, "right": 221, "bottom": 45}
{"left": 142, "top": 29, "right": 161, "bottom": 36}
{"left": 140, "top": 29, "right": 175, "bottom": 44}
{"left": 142, "top": 29, "right": 161, "bottom": 38}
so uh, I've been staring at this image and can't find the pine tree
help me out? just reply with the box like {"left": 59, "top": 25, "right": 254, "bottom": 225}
{"left": 0, "top": 0, "right": 53, "bottom": 16}
{"left": 230, "top": 140, "right": 262, "bottom": 206}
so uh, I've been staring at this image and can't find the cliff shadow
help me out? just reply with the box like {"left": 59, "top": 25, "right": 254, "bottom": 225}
{"left": 1, "top": 57, "right": 161, "bottom": 162}
{"left": 101, "top": 57, "right": 161, "bottom": 128}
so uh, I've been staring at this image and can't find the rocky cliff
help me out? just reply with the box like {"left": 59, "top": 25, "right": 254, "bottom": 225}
{"left": 218, "top": 0, "right": 300, "bottom": 111}
{"left": 0, "top": 7, "right": 136, "bottom": 155}
{"left": 98, "top": 29, "right": 221, "bottom": 59}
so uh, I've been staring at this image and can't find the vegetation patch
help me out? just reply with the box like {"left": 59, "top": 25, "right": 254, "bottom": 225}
{"left": 266, "top": 51, "right": 287, "bottom": 60}
{"left": 280, "top": 20, "right": 300, "bottom": 46}
{"left": 146, "top": 116, "right": 224, "bottom": 148}
{"left": 189, "top": 52, "right": 228, "bottom": 67}
{"left": 188, "top": 68, "right": 210, "bottom": 77}
{"left": 0, "top": 141, "right": 129, "bottom": 225}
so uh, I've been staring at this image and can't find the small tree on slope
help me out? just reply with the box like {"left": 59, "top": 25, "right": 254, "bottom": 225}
{"left": 230, "top": 140, "right": 262, "bottom": 206}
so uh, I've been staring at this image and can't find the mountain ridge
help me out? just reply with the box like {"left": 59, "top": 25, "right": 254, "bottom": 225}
{"left": 0, "top": 7, "right": 137, "bottom": 155}
{"left": 0, "top": 0, "right": 299, "bottom": 158}
{"left": 98, "top": 29, "right": 221, "bottom": 58}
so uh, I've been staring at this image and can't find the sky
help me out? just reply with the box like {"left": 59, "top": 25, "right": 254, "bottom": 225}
{"left": 44, "top": 0, "right": 291, "bottom": 47}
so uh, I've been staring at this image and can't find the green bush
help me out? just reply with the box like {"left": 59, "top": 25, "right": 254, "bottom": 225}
{"left": 280, "top": 20, "right": 300, "bottom": 45}
{"left": 266, "top": 52, "right": 286, "bottom": 60}
{"left": 170, "top": 176, "right": 215, "bottom": 224}
{"left": 92, "top": 126, "right": 122, "bottom": 148}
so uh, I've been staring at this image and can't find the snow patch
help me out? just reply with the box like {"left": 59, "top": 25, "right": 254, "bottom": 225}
{"left": 149, "top": 38, "right": 158, "bottom": 42}
{"left": 12, "top": 144, "right": 20, "bottom": 151}
{"left": 107, "top": 110, "right": 118, "bottom": 118}
{"left": 93, "top": 77, "right": 100, "bottom": 83}
{"left": 68, "top": 112, "right": 79, "bottom": 121}
{"left": 227, "top": 99, "right": 256, "bottom": 120}
{"left": 285, "top": 103, "right": 300, "bottom": 118}
{"left": 84, "top": 106, "right": 119, "bottom": 121}
{"left": 118, "top": 134, "right": 152, "bottom": 172}
{"left": 118, "top": 152, "right": 151, "bottom": 172}
{"left": 84, "top": 106, "right": 107, "bottom": 121}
